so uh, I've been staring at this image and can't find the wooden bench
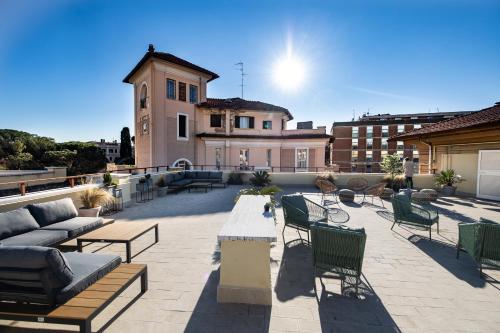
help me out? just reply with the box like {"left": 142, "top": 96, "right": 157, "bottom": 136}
{"left": 0, "top": 263, "right": 147, "bottom": 333}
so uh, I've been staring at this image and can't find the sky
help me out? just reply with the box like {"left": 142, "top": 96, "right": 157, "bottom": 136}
{"left": 0, "top": 0, "right": 499, "bottom": 142}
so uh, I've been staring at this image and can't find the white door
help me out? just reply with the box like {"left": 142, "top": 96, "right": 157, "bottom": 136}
{"left": 295, "top": 148, "right": 308, "bottom": 172}
{"left": 477, "top": 150, "right": 500, "bottom": 201}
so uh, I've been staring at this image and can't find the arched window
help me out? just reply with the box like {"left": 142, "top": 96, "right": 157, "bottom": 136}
{"left": 139, "top": 83, "right": 148, "bottom": 109}
{"left": 172, "top": 158, "right": 192, "bottom": 170}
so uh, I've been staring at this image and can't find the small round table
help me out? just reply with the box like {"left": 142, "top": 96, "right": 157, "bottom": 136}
{"left": 327, "top": 208, "right": 350, "bottom": 224}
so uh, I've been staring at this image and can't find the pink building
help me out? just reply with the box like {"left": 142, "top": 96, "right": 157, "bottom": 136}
{"left": 123, "top": 45, "right": 331, "bottom": 171}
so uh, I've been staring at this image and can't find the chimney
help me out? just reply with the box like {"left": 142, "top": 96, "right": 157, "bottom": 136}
{"left": 100, "top": 139, "right": 105, "bottom": 143}
{"left": 148, "top": 44, "right": 155, "bottom": 53}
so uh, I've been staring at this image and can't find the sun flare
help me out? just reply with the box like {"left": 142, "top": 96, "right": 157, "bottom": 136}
{"left": 272, "top": 54, "right": 306, "bottom": 91}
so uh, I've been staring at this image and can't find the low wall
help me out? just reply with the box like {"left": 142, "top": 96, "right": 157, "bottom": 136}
{"left": 0, "top": 167, "right": 67, "bottom": 190}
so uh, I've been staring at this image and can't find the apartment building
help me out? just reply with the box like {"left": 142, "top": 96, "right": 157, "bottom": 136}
{"left": 92, "top": 139, "right": 120, "bottom": 162}
{"left": 123, "top": 45, "right": 331, "bottom": 171}
{"left": 330, "top": 111, "right": 473, "bottom": 173}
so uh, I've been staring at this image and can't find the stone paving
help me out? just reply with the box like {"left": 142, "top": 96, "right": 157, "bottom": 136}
{"left": 1, "top": 185, "right": 500, "bottom": 333}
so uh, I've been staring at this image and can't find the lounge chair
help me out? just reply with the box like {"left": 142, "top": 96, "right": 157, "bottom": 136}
{"left": 281, "top": 194, "right": 328, "bottom": 243}
{"left": 391, "top": 193, "right": 439, "bottom": 239}
{"left": 456, "top": 218, "right": 500, "bottom": 277}
{"left": 311, "top": 223, "right": 366, "bottom": 295}
{"left": 0, "top": 246, "right": 147, "bottom": 333}
{"left": 361, "top": 182, "right": 386, "bottom": 207}
{"left": 317, "top": 178, "right": 338, "bottom": 206}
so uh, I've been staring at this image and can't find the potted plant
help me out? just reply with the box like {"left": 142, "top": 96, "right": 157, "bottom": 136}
{"left": 380, "top": 153, "right": 403, "bottom": 191}
{"left": 435, "top": 169, "right": 464, "bottom": 195}
{"left": 78, "top": 187, "right": 112, "bottom": 217}
{"left": 249, "top": 170, "right": 271, "bottom": 187}
{"left": 103, "top": 172, "right": 118, "bottom": 188}
{"left": 156, "top": 176, "right": 168, "bottom": 197}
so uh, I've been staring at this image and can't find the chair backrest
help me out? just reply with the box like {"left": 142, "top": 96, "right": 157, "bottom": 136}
{"left": 281, "top": 194, "right": 309, "bottom": 221}
{"left": 318, "top": 179, "right": 336, "bottom": 195}
{"left": 311, "top": 223, "right": 366, "bottom": 275}
{"left": 347, "top": 177, "right": 368, "bottom": 191}
{"left": 479, "top": 218, "right": 500, "bottom": 261}
{"left": 365, "top": 183, "right": 386, "bottom": 196}
{"left": 392, "top": 193, "right": 412, "bottom": 219}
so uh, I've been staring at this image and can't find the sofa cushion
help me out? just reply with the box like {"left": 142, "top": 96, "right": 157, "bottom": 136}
{"left": 173, "top": 172, "right": 184, "bottom": 181}
{"left": 27, "top": 198, "right": 78, "bottom": 227}
{"left": 170, "top": 179, "right": 192, "bottom": 187}
{"left": 41, "top": 217, "right": 103, "bottom": 238}
{"left": 196, "top": 171, "right": 210, "bottom": 179}
{"left": 0, "top": 229, "right": 68, "bottom": 247}
{"left": 164, "top": 173, "right": 175, "bottom": 184}
{"left": 0, "top": 246, "right": 74, "bottom": 304}
{"left": 209, "top": 171, "right": 223, "bottom": 180}
{"left": 185, "top": 171, "right": 197, "bottom": 179}
{"left": 0, "top": 208, "right": 40, "bottom": 240}
{"left": 56, "top": 252, "right": 121, "bottom": 304}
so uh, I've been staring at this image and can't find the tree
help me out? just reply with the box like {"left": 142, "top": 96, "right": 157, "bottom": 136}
{"left": 42, "top": 149, "right": 77, "bottom": 169}
{"left": 5, "top": 152, "right": 33, "bottom": 170}
{"left": 380, "top": 153, "right": 403, "bottom": 190}
{"left": 58, "top": 142, "right": 107, "bottom": 175}
{"left": 120, "top": 127, "right": 132, "bottom": 160}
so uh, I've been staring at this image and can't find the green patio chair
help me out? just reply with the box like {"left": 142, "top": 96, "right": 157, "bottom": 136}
{"left": 311, "top": 223, "right": 366, "bottom": 295}
{"left": 391, "top": 193, "right": 439, "bottom": 239}
{"left": 281, "top": 194, "right": 328, "bottom": 243}
{"left": 456, "top": 218, "right": 500, "bottom": 277}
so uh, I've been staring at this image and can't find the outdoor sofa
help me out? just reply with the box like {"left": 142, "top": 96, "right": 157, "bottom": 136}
{"left": 164, "top": 170, "right": 225, "bottom": 191}
{"left": 0, "top": 198, "right": 103, "bottom": 247}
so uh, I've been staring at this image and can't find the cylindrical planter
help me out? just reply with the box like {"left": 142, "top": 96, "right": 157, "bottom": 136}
{"left": 78, "top": 206, "right": 101, "bottom": 217}
{"left": 157, "top": 187, "right": 168, "bottom": 197}
{"left": 441, "top": 185, "right": 457, "bottom": 196}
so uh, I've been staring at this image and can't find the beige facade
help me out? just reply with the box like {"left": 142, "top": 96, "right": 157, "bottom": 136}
{"left": 124, "top": 46, "right": 330, "bottom": 171}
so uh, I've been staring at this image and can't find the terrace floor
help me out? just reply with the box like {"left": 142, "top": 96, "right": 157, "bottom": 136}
{"left": 2, "top": 185, "right": 500, "bottom": 333}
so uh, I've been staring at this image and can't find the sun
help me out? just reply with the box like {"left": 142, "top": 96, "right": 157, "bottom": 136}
{"left": 272, "top": 54, "right": 306, "bottom": 91}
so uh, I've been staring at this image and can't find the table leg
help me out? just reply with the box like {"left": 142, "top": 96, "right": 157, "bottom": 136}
{"left": 126, "top": 242, "right": 131, "bottom": 263}
{"left": 154, "top": 225, "right": 159, "bottom": 243}
{"left": 77, "top": 240, "right": 83, "bottom": 253}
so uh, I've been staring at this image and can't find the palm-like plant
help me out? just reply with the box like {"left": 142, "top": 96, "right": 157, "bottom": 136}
{"left": 249, "top": 170, "right": 271, "bottom": 187}
{"left": 435, "top": 169, "right": 464, "bottom": 187}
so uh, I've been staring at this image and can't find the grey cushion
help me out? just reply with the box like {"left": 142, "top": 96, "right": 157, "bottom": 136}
{"left": 28, "top": 198, "right": 78, "bottom": 227}
{"left": 41, "top": 217, "right": 103, "bottom": 238}
{"left": 56, "top": 252, "right": 121, "bottom": 304}
{"left": 170, "top": 179, "right": 192, "bottom": 187}
{"left": 196, "top": 171, "right": 210, "bottom": 179}
{"left": 0, "top": 246, "right": 74, "bottom": 304}
{"left": 0, "top": 229, "right": 68, "bottom": 246}
{"left": 185, "top": 171, "right": 197, "bottom": 179}
{"left": 173, "top": 173, "right": 184, "bottom": 181}
{"left": 0, "top": 208, "right": 40, "bottom": 240}
{"left": 209, "top": 171, "right": 223, "bottom": 180}
{"left": 164, "top": 173, "right": 175, "bottom": 184}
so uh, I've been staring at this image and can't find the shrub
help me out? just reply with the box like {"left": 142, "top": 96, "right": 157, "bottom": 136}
{"left": 381, "top": 153, "right": 403, "bottom": 190}
{"left": 79, "top": 188, "right": 112, "bottom": 209}
{"left": 227, "top": 172, "right": 244, "bottom": 185}
{"left": 235, "top": 185, "right": 283, "bottom": 203}
{"left": 156, "top": 176, "right": 167, "bottom": 187}
{"left": 435, "top": 169, "right": 464, "bottom": 187}
{"left": 102, "top": 172, "right": 118, "bottom": 187}
{"left": 249, "top": 170, "right": 271, "bottom": 187}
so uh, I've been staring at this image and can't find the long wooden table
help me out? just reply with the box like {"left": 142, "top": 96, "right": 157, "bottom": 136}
{"left": 76, "top": 221, "right": 159, "bottom": 263}
{"left": 217, "top": 195, "right": 276, "bottom": 305}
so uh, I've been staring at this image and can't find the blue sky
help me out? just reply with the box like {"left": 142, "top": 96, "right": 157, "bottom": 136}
{"left": 1, "top": 0, "right": 499, "bottom": 142}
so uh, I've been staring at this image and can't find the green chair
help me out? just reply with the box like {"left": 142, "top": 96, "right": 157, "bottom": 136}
{"left": 391, "top": 193, "right": 439, "bottom": 239}
{"left": 311, "top": 223, "right": 366, "bottom": 295}
{"left": 281, "top": 194, "right": 328, "bottom": 243}
{"left": 456, "top": 218, "right": 500, "bottom": 277}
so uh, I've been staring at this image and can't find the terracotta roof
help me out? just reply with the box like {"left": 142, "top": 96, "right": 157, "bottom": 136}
{"left": 197, "top": 97, "right": 293, "bottom": 120}
{"left": 389, "top": 103, "right": 500, "bottom": 141}
{"left": 197, "top": 133, "right": 331, "bottom": 140}
{"left": 123, "top": 45, "right": 219, "bottom": 83}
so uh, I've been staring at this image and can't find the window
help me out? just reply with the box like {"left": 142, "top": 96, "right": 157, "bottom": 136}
{"left": 397, "top": 150, "right": 404, "bottom": 157}
{"left": 189, "top": 85, "right": 198, "bottom": 103}
{"left": 263, "top": 120, "right": 272, "bottom": 129}
{"left": 382, "top": 125, "right": 389, "bottom": 137}
{"left": 139, "top": 84, "right": 148, "bottom": 108}
{"left": 167, "top": 79, "right": 176, "bottom": 99}
{"left": 215, "top": 148, "right": 222, "bottom": 169}
{"left": 210, "top": 114, "right": 222, "bottom": 128}
{"left": 366, "top": 150, "right": 373, "bottom": 162}
{"left": 352, "top": 126, "right": 359, "bottom": 138}
{"left": 141, "top": 116, "right": 149, "bottom": 135}
{"left": 397, "top": 141, "right": 404, "bottom": 150}
{"left": 414, "top": 124, "right": 422, "bottom": 129}
{"left": 177, "top": 113, "right": 188, "bottom": 140}
{"left": 397, "top": 124, "right": 405, "bottom": 133}
{"left": 178, "top": 82, "right": 186, "bottom": 102}
{"left": 173, "top": 159, "right": 192, "bottom": 170}
{"left": 235, "top": 116, "right": 254, "bottom": 129}
{"left": 108, "top": 148, "right": 113, "bottom": 153}
{"left": 266, "top": 149, "right": 272, "bottom": 167}
{"left": 282, "top": 119, "right": 286, "bottom": 130}
{"left": 381, "top": 138, "right": 388, "bottom": 149}
{"left": 381, "top": 150, "right": 388, "bottom": 157}
{"left": 366, "top": 126, "right": 373, "bottom": 139}
{"left": 352, "top": 150, "right": 358, "bottom": 162}
{"left": 352, "top": 139, "right": 358, "bottom": 150}
{"left": 296, "top": 148, "right": 308, "bottom": 170}
{"left": 367, "top": 138, "right": 373, "bottom": 149}
{"left": 239, "top": 149, "right": 249, "bottom": 169}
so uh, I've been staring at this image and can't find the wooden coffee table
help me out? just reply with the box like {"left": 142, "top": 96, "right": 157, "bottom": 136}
{"left": 76, "top": 221, "right": 159, "bottom": 263}
{"left": 187, "top": 182, "right": 212, "bottom": 193}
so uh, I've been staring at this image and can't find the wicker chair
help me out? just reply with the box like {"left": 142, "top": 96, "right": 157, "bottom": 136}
{"left": 311, "top": 223, "right": 366, "bottom": 295}
{"left": 317, "top": 179, "right": 338, "bottom": 206}
{"left": 391, "top": 193, "right": 439, "bottom": 239}
{"left": 281, "top": 194, "right": 328, "bottom": 243}
{"left": 346, "top": 177, "right": 368, "bottom": 192}
{"left": 362, "top": 183, "right": 386, "bottom": 207}
{"left": 457, "top": 218, "right": 500, "bottom": 277}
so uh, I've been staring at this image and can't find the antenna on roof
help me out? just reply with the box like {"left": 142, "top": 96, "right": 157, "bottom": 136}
{"left": 235, "top": 62, "right": 246, "bottom": 99}
{"left": 352, "top": 109, "right": 356, "bottom": 121}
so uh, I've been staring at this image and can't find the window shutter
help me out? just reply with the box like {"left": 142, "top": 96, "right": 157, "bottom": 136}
{"left": 235, "top": 116, "right": 240, "bottom": 128}
{"left": 249, "top": 117, "right": 254, "bottom": 129}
